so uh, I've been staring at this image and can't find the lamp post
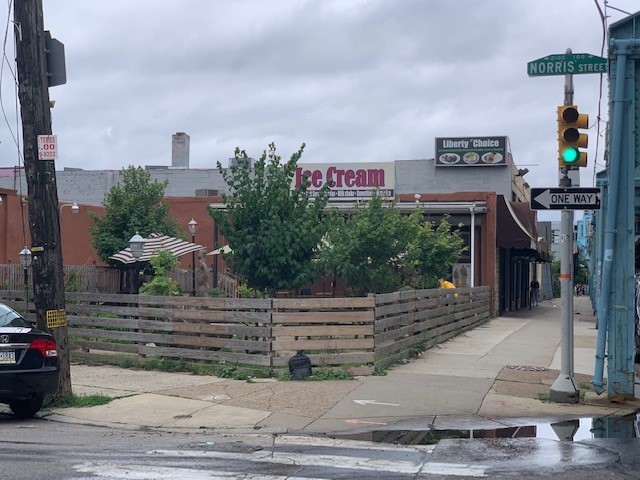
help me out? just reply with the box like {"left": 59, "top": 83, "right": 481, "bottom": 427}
{"left": 129, "top": 233, "right": 145, "bottom": 294}
{"left": 59, "top": 201, "right": 79, "bottom": 214}
{"left": 19, "top": 246, "right": 31, "bottom": 315}
{"left": 188, "top": 219, "right": 198, "bottom": 296}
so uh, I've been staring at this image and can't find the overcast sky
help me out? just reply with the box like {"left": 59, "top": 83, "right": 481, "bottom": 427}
{"left": 1, "top": 0, "right": 638, "bottom": 220}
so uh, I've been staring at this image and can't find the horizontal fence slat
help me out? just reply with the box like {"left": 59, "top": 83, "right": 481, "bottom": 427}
{"left": 273, "top": 297, "right": 375, "bottom": 309}
{"left": 272, "top": 325, "right": 372, "bottom": 337}
{"left": 272, "top": 310, "right": 373, "bottom": 324}
{"left": 138, "top": 345, "right": 271, "bottom": 366}
{"left": 274, "top": 338, "right": 373, "bottom": 351}
{"left": 70, "top": 340, "right": 138, "bottom": 354}
{"left": 273, "top": 351, "right": 375, "bottom": 366}
{"left": 69, "top": 316, "right": 139, "bottom": 329}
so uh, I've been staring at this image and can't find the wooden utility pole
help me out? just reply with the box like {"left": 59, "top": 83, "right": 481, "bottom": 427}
{"left": 14, "top": 0, "right": 70, "bottom": 397}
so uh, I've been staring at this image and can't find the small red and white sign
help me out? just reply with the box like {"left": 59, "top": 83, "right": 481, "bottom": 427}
{"left": 37, "top": 135, "right": 57, "bottom": 160}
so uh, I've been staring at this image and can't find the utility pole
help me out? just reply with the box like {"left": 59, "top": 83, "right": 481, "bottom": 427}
{"left": 550, "top": 48, "right": 579, "bottom": 403}
{"left": 14, "top": 0, "right": 70, "bottom": 397}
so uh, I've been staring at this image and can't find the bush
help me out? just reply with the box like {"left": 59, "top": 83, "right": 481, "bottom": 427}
{"left": 138, "top": 251, "right": 182, "bottom": 296}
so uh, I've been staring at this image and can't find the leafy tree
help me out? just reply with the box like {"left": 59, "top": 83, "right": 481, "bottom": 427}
{"left": 404, "top": 215, "right": 467, "bottom": 289}
{"left": 209, "top": 143, "right": 331, "bottom": 295}
{"left": 89, "top": 166, "right": 181, "bottom": 262}
{"left": 138, "top": 251, "right": 182, "bottom": 296}
{"left": 319, "top": 194, "right": 419, "bottom": 296}
{"left": 317, "top": 197, "right": 467, "bottom": 295}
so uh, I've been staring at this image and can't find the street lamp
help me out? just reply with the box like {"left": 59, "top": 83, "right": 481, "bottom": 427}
{"left": 59, "top": 201, "right": 79, "bottom": 214}
{"left": 19, "top": 246, "right": 32, "bottom": 315}
{"left": 129, "top": 232, "right": 145, "bottom": 294}
{"left": 188, "top": 218, "right": 198, "bottom": 296}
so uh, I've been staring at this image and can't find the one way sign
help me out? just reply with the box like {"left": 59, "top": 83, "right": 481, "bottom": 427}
{"left": 531, "top": 187, "right": 601, "bottom": 210}
{"left": 531, "top": 187, "right": 600, "bottom": 210}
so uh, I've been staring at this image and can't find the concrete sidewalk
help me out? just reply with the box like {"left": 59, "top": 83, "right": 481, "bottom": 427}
{"left": 49, "top": 296, "right": 640, "bottom": 434}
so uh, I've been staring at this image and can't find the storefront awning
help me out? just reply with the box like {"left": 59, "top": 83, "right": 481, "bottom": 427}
{"left": 496, "top": 195, "right": 537, "bottom": 250}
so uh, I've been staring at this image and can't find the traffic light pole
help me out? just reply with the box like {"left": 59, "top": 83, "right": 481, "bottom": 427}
{"left": 550, "top": 49, "right": 580, "bottom": 403}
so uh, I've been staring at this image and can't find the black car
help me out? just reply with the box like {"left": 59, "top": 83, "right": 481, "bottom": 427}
{"left": 0, "top": 302, "right": 59, "bottom": 417}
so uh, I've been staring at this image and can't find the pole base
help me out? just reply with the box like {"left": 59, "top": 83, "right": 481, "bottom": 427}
{"left": 550, "top": 374, "right": 580, "bottom": 404}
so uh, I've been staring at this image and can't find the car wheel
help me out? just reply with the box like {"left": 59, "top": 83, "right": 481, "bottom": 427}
{"left": 9, "top": 395, "right": 44, "bottom": 418}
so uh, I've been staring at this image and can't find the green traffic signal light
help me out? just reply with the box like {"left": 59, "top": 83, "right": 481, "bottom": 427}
{"left": 562, "top": 147, "right": 579, "bottom": 163}
{"left": 557, "top": 105, "right": 589, "bottom": 167}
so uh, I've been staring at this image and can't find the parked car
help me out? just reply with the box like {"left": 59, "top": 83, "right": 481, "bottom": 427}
{"left": 0, "top": 302, "right": 59, "bottom": 417}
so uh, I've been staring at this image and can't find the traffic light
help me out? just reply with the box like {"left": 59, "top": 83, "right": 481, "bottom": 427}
{"left": 557, "top": 105, "right": 588, "bottom": 167}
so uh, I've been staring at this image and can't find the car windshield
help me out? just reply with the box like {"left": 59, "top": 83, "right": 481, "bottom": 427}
{"left": 0, "top": 303, "right": 31, "bottom": 328}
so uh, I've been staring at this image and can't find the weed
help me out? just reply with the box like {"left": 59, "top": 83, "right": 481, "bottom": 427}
{"left": 43, "top": 393, "right": 113, "bottom": 409}
{"left": 410, "top": 339, "right": 428, "bottom": 356}
{"left": 217, "top": 364, "right": 250, "bottom": 380}
{"left": 121, "top": 358, "right": 135, "bottom": 369}
{"left": 143, "top": 358, "right": 162, "bottom": 370}
{"left": 537, "top": 393, "right": 552, "bottom": 403}
{"left": 373, "top": 367, "right": 389, "bottom": 376}
{"left": 278, "top": 372, "right": 293, "bottom": 381}
{"left": 307, "top": 369, "right": 352, "bottom": 381}
{"left": 579, "top": 382, "right": 592, "bottom": 391}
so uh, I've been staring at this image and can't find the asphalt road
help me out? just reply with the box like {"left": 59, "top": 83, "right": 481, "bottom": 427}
{"left": 1, "top": 413, "right": 640, "bottom": 479}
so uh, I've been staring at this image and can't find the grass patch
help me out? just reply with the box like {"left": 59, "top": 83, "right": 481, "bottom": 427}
{"left": 579, "top": 382, "right": 592, "bottom": 391}
{"left": 278, "top": 369, "right": 353, "bottom": 381}
{"left": 43, "top": 393, "right": 114, "bottom": 409}
{"left": 538, "top": 392, "right": 585, "bottom": 404}
{"left": 307, "top": 369, "right": 352, "bottom": 381}
{"left": 537, "top": 393, "right": 552, "bottom": 403}
{"left": 72, "top": 353, "right": 268, "bottom": 381}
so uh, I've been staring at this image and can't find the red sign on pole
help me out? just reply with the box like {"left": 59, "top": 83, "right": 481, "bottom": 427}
{"left": 37, "top": 135, "right": 57, "bottom": 160}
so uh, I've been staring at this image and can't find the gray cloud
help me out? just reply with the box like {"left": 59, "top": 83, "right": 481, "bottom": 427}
{"left": 0, "top": 0, "right": 635, "bottom": 220}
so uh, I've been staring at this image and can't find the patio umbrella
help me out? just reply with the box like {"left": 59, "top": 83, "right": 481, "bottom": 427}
{"left": 207, "top": 244, "right": 232, "bottom": 256}
{"left": 109, "top": 233, "right": 206, "bottom": 264}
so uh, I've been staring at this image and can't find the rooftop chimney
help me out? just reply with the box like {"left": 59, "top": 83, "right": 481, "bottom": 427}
{"left": 171, "top": 132, "right": 190, "bottom": 168}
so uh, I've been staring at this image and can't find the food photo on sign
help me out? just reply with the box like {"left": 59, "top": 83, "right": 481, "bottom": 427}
{"left": 435, "top": 136, "right": 508, "bottom": 167}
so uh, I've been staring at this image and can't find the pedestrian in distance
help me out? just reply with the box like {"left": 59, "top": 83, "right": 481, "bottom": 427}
{"left": 530, "top": 276, "right": 540, "bottom": 309}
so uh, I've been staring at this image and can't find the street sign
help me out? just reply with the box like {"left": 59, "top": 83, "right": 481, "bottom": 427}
{"left": 37, "top": 135, "right": 57, "bottom": 160}
{"left": 527, "top": 53, "right": 607, "bottom": 76}
{"left": 531, "top": 187, "right": 601, "bottom": 210}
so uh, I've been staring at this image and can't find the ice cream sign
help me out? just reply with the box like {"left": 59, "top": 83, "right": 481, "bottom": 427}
{"left": 435, "top": 136, "right": 508, "bottom": 167}
{"left": 294, "top": 162, "right": 395, "bottom": 199}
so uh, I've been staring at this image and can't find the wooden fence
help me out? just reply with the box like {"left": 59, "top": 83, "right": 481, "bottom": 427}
{"left": 0, "top": 264, "right": 121, "bottom": 293}
{"left": 272, "top": 297, "right": 376, "bottom": 376}
{"left": 374, "top": 286, "right": 491, "bottom": 370}
{"left": 0, "top": 286, "right": 491, "bottom": 376}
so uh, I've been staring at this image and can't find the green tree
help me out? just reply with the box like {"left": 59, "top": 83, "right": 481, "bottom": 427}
{"left": 209, "top": 143, "right": 331, "bottom": 295}
{"left": 89, "top": 166, "right": 181, "bottom": 262}
{"left": 138, "top": 251, "right": 182, "bottom": 296}
{"left": 319, "top": 194, "right": 419, "bottom": 296}
{"left": 404, "top": 215, "right": 467, "bottom": 289}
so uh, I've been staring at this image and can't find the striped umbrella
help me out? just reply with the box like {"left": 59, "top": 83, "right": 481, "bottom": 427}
{"left": 109, "top": 233, "right": 206, "bottom": 264}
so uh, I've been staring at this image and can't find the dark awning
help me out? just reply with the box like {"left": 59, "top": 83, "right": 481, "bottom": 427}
{"left": 496, "top": 195, "right": 537, "bottom": 250}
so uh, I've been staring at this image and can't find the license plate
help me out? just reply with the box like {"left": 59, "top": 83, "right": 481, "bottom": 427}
{"left": 0, "top": 350, "right": 16, "bottom": 364}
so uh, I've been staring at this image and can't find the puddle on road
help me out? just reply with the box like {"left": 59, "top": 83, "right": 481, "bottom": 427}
{"left": 334, "top": 414, "right": 640, "bottom": 444}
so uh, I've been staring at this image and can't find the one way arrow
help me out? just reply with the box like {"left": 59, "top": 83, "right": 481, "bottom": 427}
{"left": 353, "top": 400, "right": 400, "bottom": 406}
{"left": 533, "top": 189, "right": 552, "bottom": 209}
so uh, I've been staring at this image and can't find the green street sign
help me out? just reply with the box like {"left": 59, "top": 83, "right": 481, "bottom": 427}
{"left": 527, "top": 53, "right": 607, "bottom": 76}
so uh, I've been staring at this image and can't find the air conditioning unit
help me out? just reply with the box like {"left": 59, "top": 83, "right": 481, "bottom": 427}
{"left": 195, "top": 189, "right": 220, "bottom": 197}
